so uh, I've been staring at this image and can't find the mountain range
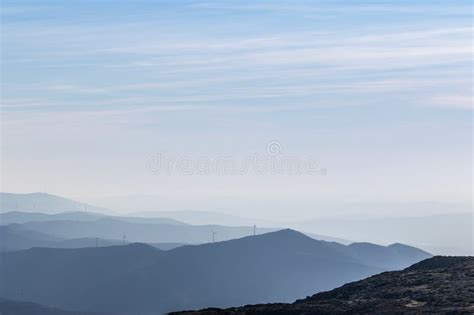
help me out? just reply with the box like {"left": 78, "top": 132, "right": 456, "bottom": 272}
{"left": 292, "top": 213, "right": 473, "bottom": 256}
{"left": 0, "top": 229, "right": 430, "bottom": 315}
{"left": 0, "top": 210, "right": 185, "bottom": 226}
{"left": 0, "top": 192, "right": 108, "bottom": 214}
{"left": 1, "top": 215, "right": 277, "bottom": 246}
{"left": 0, "top": 192, "right": 347, "bottom": 246}
{"left": 0, "top": 224, "right": 184, "bottom": 252}
{"left": 3, "top": 192, "right": 470, "bottom": 255}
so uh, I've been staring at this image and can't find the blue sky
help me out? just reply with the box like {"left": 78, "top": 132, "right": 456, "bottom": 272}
{"left": 1, "top": 1, "right": 472, "bottom": 218}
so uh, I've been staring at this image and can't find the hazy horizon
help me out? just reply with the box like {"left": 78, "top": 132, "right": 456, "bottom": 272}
{"left": 2, "top": 191, "right": 472, "bottom": 255}
{"left": 1, "top": 0, "right": 472, "bottom": 221}
{"left": 1, "top": 191, "right": 472, "bottom": 220}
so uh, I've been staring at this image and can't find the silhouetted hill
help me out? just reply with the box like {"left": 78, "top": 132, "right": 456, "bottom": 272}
{"left": 0, "top": 224, "right": 61, "bottom": 251}
{"left": 173, "top": 256, "right": 473, "bottom": 314}
{"left": 53, "top": 238, "right": 184, "bottom": 251}
{"left": 0, "top": 229, "right": 430, "bottom": 314}
{"left": 346, "top": 242, "right": 431, "bottom": 270}
{"left": 135, "top": 211, "right": 350, "bottom": 244}
{"left": 294, "top": 213, "right": 473, "bottom": 255}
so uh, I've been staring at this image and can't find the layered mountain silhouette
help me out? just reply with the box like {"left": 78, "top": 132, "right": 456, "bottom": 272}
{"left": 0, "top": 224, "right": 184, "bottom": 252}
{"left": 0, "top": 192, "right": 108, "bottom": 214}
{"left": 0, "top": 210, "right": 186, "bottom": 226}
{"left": 174, "top": 256, "right": 474, "bottom": 314}
{"left": 5, "top": 217, "right": 276, "bottom": 245}
{"left": 294, "top": 213, "right": 473, "bottom": 255}
{"left": 0, "top": 210, "right": 346, "bottom": 251}
{"left": 0, "top": 229, "right": 430, "bottom": 315}
{"left": 0, "top": 224, "right": 60, "bottom": 251}
{"left": 0, "top": 192, "right": 347, "bottom": 245}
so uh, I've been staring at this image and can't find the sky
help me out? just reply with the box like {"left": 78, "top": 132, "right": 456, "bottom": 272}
{"left": 0, "top": 0, "right": 472, "bottom": 219}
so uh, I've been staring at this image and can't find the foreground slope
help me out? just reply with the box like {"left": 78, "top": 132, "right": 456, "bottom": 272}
{"left": 0, "top": 229, "right": 430, "bottom": 314}
{"left": 174, "top": 256, "right": 473, "bottom": 314}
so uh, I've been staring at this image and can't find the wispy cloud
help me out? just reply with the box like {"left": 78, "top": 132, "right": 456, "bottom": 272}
{"left": 188, "top": 2, "right": 472, "bottom": 15}
{"left": 1, "top": 0, "right": 472, "bottom": 205}
{"left": 429, "top": 95, "right": 473, "bottom": 109}
{"left": 5, "top": 23, "right": 469, "bottom": 115}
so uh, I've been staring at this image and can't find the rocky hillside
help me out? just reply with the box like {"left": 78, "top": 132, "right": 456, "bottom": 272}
{"left": 174, "top": 256, "right": 474, "bottom": 314}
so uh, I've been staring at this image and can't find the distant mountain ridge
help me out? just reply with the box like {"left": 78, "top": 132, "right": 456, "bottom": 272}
{"left": 346, "top": 242, "right": 431, "bottom": 270}
{"left": 0, "top": 192, "right": 108, "bottom": 214}
{"left": 0, "top": 229, "right": 431, "bottom": 315}
{"left": 173, "top": 256, "right": 474, "bottom": 314}
{"left": 0, "top": 224, "right": 60, "bottom": 251}
{"left": 0, "top": 210, "right": 345, "bottom": 250}
{"left": 1, "top": 193, "right": 349, "bottom": 246}
{"left": 13, "top": 217, "right": 277, "bottom": 244}
{"left": 0, "top": 224, "right": 185, "bottom": 252}
{"left": 292, "top": 213, "right": 473, "bottom": 255}
{"left": 0, "top": 210, "right": 186, "bottom": 226}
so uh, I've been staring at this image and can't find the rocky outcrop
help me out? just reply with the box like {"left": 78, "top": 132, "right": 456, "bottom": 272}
{"left": 173, "top": 256, "right": 474, "bottom": 314}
